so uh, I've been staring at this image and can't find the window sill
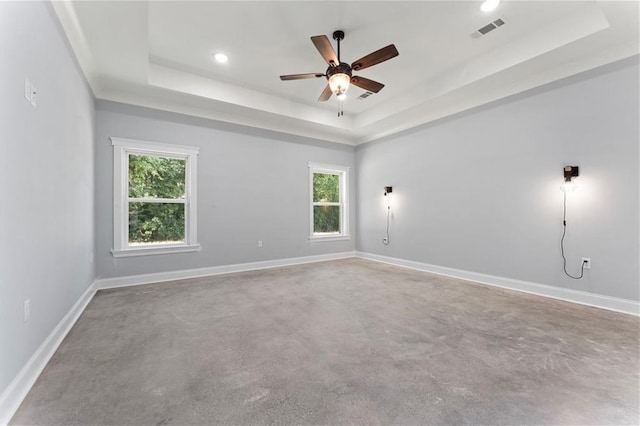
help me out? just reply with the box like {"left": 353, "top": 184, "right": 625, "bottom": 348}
{"left": 308, "top": 235, "right": 351, "bottom": 243}
{"left": 111, "top": 244, "right": 201, "bottom": 258}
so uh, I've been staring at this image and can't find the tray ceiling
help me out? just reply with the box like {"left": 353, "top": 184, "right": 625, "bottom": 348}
{"left": 52, "top": 1, "right": 639, "bottom": 145}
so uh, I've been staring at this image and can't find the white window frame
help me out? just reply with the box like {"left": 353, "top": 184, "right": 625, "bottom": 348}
{"left": 308, "top": 162, "right": 350, "bottom": 242}
{"left": 111, "top": 137, "right": 200, "bottom": 257}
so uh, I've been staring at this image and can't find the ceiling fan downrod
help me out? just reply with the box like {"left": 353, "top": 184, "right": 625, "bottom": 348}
{"left": 332, "top": 30, "right": 344, "bottom": 64}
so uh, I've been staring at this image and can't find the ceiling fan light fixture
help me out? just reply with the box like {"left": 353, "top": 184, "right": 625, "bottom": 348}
{"left": 329, "top": 72, "right": 351, "bottom": 96}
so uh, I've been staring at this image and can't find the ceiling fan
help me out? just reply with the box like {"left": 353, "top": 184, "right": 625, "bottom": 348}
{"left": 280, "top": 30, "right": 399, "bottom": 103}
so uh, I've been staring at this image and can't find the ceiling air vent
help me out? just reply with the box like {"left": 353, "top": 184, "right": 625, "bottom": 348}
{"left": 472, "top": 18, "right": 506, "bottom": 38}
{"left": 357, "top": 91, "right": 374, "bottom": 100}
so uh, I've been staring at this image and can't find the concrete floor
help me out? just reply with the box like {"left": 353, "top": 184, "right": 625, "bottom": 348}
{"left": 11, "top": 259, "right": 640, "bottom": 425}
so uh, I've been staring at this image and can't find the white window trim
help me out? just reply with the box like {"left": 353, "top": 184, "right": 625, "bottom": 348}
{"left": 308, "top": 162, "right": 350, "bottom": 242}
{"left": 111, "top": 137, "right": 200, "bottom": 257}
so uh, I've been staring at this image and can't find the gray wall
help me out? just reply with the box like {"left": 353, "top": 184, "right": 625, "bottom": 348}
{"left": 0, "top": 1, "right": 95, "bottom": 394}
{"left": 356, "top": 57, "right": 639, "bottom": 301}
{"left": 95, "top": 102, "right": 356, "bottom": 279}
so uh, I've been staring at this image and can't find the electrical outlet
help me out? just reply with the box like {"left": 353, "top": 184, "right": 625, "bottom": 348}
{"left": 582, "top": 258, "right": 591, "bottom": 269}
{"left": 257, "top": 240, "right": 263, "bottom": 248}
{"left": 24, "top": 300, "right": 30, "bottom": 322}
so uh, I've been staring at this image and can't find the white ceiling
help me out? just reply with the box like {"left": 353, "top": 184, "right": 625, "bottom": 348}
{"left": 52, "top": 1, "right": 639, "bottom": 145}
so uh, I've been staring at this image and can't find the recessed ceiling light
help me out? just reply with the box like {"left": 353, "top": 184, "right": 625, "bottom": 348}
{"left": 480, "top": 0, "right": 500, "bottom": 12}
{"left": 214, "top": 53, "right": 228, "bottom": 64}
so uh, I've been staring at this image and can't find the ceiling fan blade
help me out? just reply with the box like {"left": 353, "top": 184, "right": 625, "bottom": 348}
{"left": 318, "top": 84, "right": 333, "bottom": 102}
{"left": 350, "top": 76, "right": 385, "bottom": 93}
{"left": 311, "top": 35, "right": 339, "bottom": 67}
{"left": 280, "top": 73, "right": 325, "bottom": 81}
{"left": 351, "top": 44, "right": 399, "bottom": 71}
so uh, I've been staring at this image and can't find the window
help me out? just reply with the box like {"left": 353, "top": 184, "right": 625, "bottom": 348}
{"left": 111, "top": 137, "right": 199, "bottom": 257}
{"left": 308, "top": 162, "right": 350, "bottom": 241}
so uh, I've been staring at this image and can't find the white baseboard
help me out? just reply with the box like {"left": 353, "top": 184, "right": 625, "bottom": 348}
{"left": 356, "top": 251, "right": 639, "bottom": 317}
{"left": 97, "top": 251, "right": 357, "bottom": 290}
{"left": 0, "top": 281, "right": 97, "bottom": 426}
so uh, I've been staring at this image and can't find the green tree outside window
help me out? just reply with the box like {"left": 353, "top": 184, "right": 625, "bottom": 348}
{"left": 313, "top": 172, "right": 341, "bottom": 234}
{"left": 128, "top": 154, "right": 186, "bottom": 244}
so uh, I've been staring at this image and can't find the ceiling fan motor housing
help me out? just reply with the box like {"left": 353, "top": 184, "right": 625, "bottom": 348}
{"left": 326, "top": 63, "right": 352, "bottom": 80}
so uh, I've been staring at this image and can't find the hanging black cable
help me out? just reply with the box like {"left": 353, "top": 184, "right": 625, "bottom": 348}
{"left": 383, "top": 196, "right": 390, "bottom": 245}
{"left": 561, "top": 189, "right": 585, "bottom": 279}
{"left": 382, "top": 187, "right": 392, "bottom": 245}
